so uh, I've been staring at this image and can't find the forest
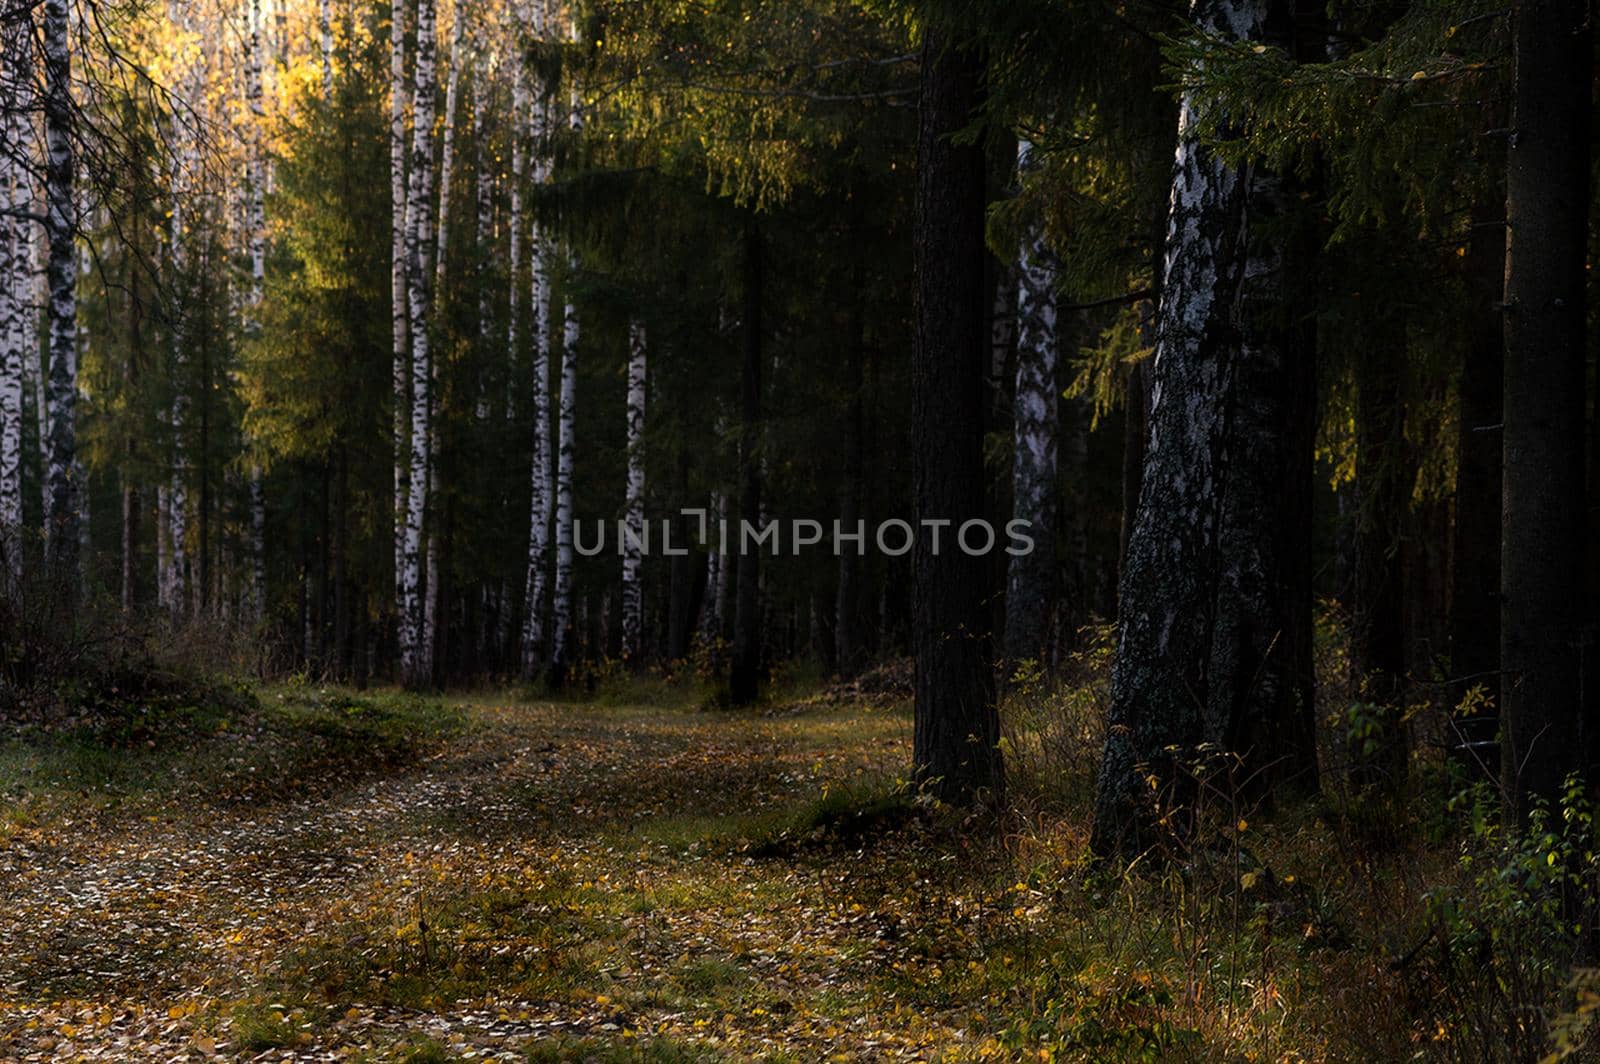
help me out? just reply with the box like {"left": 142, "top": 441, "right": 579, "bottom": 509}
{"left": 0, "top": 0, "right": 1597, "bottom": 1056}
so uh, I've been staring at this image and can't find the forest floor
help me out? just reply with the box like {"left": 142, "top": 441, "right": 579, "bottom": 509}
{"left": 0, "top": 673, "right": 1508, "bottom": 1062}
{"left": 0, "top": 680, "right": 1033, "bottom": 1062}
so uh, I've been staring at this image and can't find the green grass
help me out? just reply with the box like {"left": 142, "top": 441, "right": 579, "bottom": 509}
{"left": 0, "top": 684, "right": 464, "bottom": 825}
{"left": 524, "top": 1036, "right": 724, "bottom": 1062}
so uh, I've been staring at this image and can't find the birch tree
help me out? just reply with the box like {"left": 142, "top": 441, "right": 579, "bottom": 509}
{"left": 546, "top": 19, "right": 579, "bottom": 685}
{"left": 0, "top": 16, "right": 29, "bottom": 579}
{"left": 621, "top": 319, "right": 646, "bottom": 660}
{"left": 1004, "top": 137, "right": 1058, "bottom": 667}
{"left": 318, "top": 0, "right": 333, "bottom": 96}
{"left": 422, "top": 1, "right": 462, "bottom": 679}
{"left": 1091, "top": 0, "right": 1316, "bottom": 854}
{"left": 548, "top": 259, "right": 577, "bottom": 682}
{"left": 244, "top": 0, "right": 268, "bottom": 623}
{"left": 390, "top": 0, "right": 409, "bottom": 626}
{"left": 399, "top": 0, "right": 437, "bottom": 688}
{"left": 165, "top": 2, "right": 198, "bottom": 618}
{"left": 41, "top": 0, "right": 77, "bottom": 575}
{"left": 519, "top": 12, "right": 555, "bottom": 679}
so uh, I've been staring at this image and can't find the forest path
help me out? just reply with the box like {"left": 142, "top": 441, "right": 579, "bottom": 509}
{"left": 0, "top": 690, "right": 1000, "bottom": 1061}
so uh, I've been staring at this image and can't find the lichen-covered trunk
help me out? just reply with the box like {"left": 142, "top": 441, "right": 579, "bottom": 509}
{"left": 399, "top": 0, "right": 437, "bottom": 688}
{"left": 1091, "top": 0, "right": 1315, "bottom": 854}
{"left": 1500, "top": 0, "right": 1591, "bottom": 815}
{"left": 621, "top": 321, "right": 647, "bottom": 661}
{"left": 41, "top": 0, "right": 76, "bottom": 576}
{"left": 1004, "top": 138, "right": 1058, "bottom": 666}
{"left": 911, "top": 29, "right": 1000, "bottom": 804}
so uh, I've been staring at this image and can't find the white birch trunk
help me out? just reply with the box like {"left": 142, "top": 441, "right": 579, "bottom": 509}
{"left": 420, "top": 8, "right": 460, "bottom": 678}
{"left": 519, "top": 8, "right": 554, "bottom": 677}
{"left": 506, "top": 48, "right": 526, "bottom": 423}
{"left": 399, "top": 0, "right": 437, "bottom": 687}
{"left": 547, "top": 20, "right": 581, "bottom": 678}
{"left": 621, "top": 321, "right": 646, "bottom": 659}
{"left": 41, "top": 0, "right": 76, "bottom": 573}
{"left": 699, "top": 490, "right": 726, "bottom": 638}
{"left": 1004, "top": 138, "right": 1059, "bottom": 663}
{"left": 517, "top": 213, "right": 553, "bottom": 676}
{"left": 245, "top": 0, "right": 268, "bottom": 623}
{"left": 472, "top": 78, "right": 493, "bottom": 421}
{"left": 318, "top": 0, "right": 333, "bottom": 96}
{"left": 549, "top": 264, "right": 577, "bottom": 675}
{"left": 28, "top": 227, "right": 43, "bottom": 525}
{"left": 0, "top": 20, "right": 26, "bottom": 579}
{"left": 390, "top": 0, "right": 410, "bottom": 631}
{"left": 434, "top": 10, "right": 461, "bottom": 298}
{"left": 167, "top": 11, "right": 196, "bottom": 616}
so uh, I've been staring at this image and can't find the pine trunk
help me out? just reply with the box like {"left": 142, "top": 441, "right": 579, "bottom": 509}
{"left": 911, "top": 28, "right": 1000, "bottom": 804}
{"left": 1500, "top": 0, "right": 1591, "bottom": 814}
{"left": 835, "top": 286, "right": 865, "bottom": 679}
{"left": 729, "top": 219, "right": 763, "bottom": 705}
{"left": 1450, "top": 187, "right": 1504, "bottom": 768}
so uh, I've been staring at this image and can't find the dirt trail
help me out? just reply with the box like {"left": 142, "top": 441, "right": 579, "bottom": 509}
{"left": 0, "top": 698, "right": 956, "bottom": 1061}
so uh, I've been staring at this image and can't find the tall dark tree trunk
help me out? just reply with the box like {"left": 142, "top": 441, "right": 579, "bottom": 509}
{"left": 668, "top": 451, "right": 695, "bottom": 661}
{"left": 836, "top": 266, "right": 865, "bottom": 680}
{"left": 1450, "top": 187, "right": 1505, "bottom": 771}
{"left": 335, "top": 449, "right": 350, "bottom": 677}
{"left": 729, "top": 218, "right": 764, "bottom": 705}
{"left": 1500, "top": 0, "right": 1591, "bottom": 815}
{"left": 910, "top": 26, "right": 1001, "bottom": 804}
{"left": 121, "top": 484, "right": 137, "bottom": 609}
{"left": 1118, "top": 356, "right": 1149, "bottom": 578}
{"left": 1350, "top": 329, "right": 1408, "bottom": 786}
{"left": 1091, "top": 0, "right": 1316, "bottom": 854}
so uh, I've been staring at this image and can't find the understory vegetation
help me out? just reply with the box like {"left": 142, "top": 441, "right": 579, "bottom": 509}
{"left": 3, "top": 622, "right": 1596, "bottom": 1062}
